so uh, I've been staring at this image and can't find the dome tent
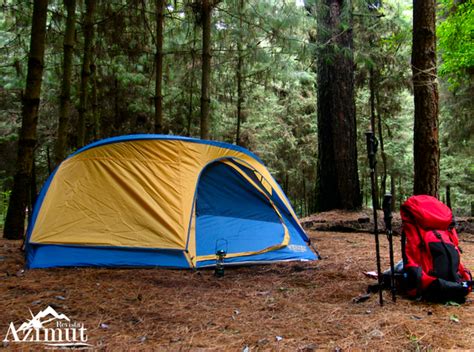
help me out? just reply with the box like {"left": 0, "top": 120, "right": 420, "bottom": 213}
{"left": 25, "top": 135, "right": 318, "bottom": 268}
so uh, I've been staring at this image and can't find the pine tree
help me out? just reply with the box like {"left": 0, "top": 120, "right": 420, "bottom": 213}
{"left": 54, "top": 0, "right": 76, "bottom": 166}
{"left": 154, "top": 0, "right": 165, "bottom": 134}
{"left": 315, "top": 0, "right": 361, "bottom": 211}
{"left": 199, "top": 0, "right": 213, "bottom": 140}
{"left": 412, "top": 0, "right": 440, "bottom": 196}
{"left": 77, "top": 0, "right": 96, "bottom": 147}
{"left": 4, "top": 0, "right": 48, "bottom": 239}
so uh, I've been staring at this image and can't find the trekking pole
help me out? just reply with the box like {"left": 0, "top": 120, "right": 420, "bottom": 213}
{"left": 366, "top": 131, "right": 383, "bottom": 306}
{"left": 383, "top": 193, "right": 396, "bottom": 302}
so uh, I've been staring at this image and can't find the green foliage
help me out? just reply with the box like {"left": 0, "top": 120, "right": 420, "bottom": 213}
{"left": 438, "top": 0, "right": 474, "bottom": 90}
{"left": 0, "top": 2, "right": 30, "bottom": 90}
{"left": 437, "top": 1, "right": 474, "bottom": 215}
{"left": 354, "top": 0, "right": 414, "bottom": 209}
{"left": 0, "top": 0, "right": 472, "bottom": 216}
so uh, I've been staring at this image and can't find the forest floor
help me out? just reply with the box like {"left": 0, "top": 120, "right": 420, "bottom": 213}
{"left": 0, "top": 213, "right": 473, "bottom": 351}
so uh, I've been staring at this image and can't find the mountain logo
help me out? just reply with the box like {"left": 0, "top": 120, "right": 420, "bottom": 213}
{"left": 3, "top": 306, "right": 92, "bottom": 348}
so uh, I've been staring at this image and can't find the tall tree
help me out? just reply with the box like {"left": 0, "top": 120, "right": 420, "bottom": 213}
{"left": 376, "top": 90, "right": 388, "bottom": 202}
{"left": 200, "top": 0, "right": 212, "bottom": 140}
{"left": 368, "top": 67, "right": 379, "bottom": 208}
{"left": 54, "top": 0, "right": 76, "bottom": 166}
{"left": 3, "top": 0, "right": 48, "bottom": 239}
{"left": 91, "top": 61, "right": 100, "bottom": 139}
{"left": 186, "top": 23, "right": 197, "bottom": 137}
{"left": 77, "top": 0, "right": 96, "bottom": 148}
{"left": 154, "top": 0, "right": 165, "bottom": 134}
{"left": 235, "top": 0, "right": 244, "bottom": 145}
{"left": 315, "top": 0, "right": 361, "bottom": 211}
{"left": 412, "top": 0, "right": 439, "bottom": 196}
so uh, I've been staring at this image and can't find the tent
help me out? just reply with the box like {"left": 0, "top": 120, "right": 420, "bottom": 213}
{"left": 25, "top": 135, "right": 318, "bottom": 269}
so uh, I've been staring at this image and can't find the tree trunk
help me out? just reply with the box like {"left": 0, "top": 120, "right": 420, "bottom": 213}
{"left": 446, "top": 184, "right": 451, "bottom": 209}
{"left": 390, "top": 173, "right": 396, "bottom": 211}
{"left": 369, "top": 67, "right": 379, "bottom": 209}
{"left": 29, "top": 156, "right": 37, "bottom": 222}
{"left": 361, "top": 175, "right": 365, "bottom": 206}
{"left": 235, "top": 0, "right": 244, "bottom": 146}
{"left": 113, "top": 77, "right": 122, "bottom": 134}
{"left": 376, "top": 90, "right": 387, "bottom": 205}
{"left": 3, "top": 0, "right": 48, "bottom": 240}
{"left": 303, "top": 172, "right": 307, "bottom": 217}
{"left": 114, "top": 77, "right": 120, "bottom": 133}
{"left": 200, "top": 0, "right": 212, "bottom": 140}
{"left": 154, "top": 0, "right": 164, "bottom": 134}
{"left": 54, "top": 0, "right": 76, "bottom": 167}
{"left": 398, "top": 176, "right": 403, "bottom": 207}
{"left": 187, "top": 26, "right": 197, "bottom": 137}
{"left": 412, "top": 0, "right": 440, "bottom": 196}
{"left": 77, "top": 0, "right": 96, "bottom": 148}
{"left": 46, "top": 145, "right": 52, "bottom": 174}
{"left": 315, "top": 0, "right": 361, "bottom": 211}
{"left": 91, "top": 62, "right": 100, "bottom": 140}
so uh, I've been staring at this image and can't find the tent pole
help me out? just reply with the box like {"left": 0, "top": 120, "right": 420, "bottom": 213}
{"left": 366, "top": 131, "right": 383, "bottom": 306}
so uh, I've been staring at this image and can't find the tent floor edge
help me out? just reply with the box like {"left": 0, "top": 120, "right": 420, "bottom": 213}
{"left": 25, "top": 244, "right": 191, "bottom": 269}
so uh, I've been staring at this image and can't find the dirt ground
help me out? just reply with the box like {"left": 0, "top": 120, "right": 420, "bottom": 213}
{"left": 1, "top": 229, "right": 473, "bottom": 351}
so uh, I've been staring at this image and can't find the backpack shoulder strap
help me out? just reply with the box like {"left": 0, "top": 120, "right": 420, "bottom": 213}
{"left": 446, "top": 221, "right": 459, "bottom": 247}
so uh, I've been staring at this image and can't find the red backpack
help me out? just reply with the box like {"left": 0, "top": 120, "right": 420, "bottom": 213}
{"left": 400, "top": 195, "right": 472, "bottom": 302}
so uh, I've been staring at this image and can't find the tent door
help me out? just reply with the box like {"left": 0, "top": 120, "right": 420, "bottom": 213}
{"left": 194, "top": 159, "right": 289, "bottom": 262}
